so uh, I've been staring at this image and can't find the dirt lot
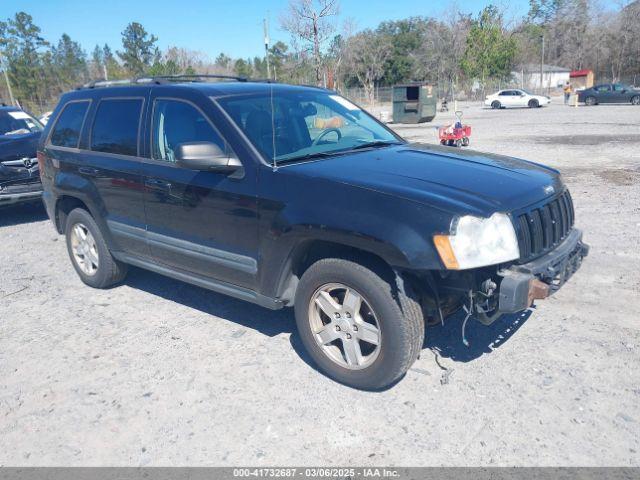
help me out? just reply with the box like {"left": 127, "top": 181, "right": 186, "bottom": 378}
{"left": 1, "top": 99, "right": 638, "bottom": 466}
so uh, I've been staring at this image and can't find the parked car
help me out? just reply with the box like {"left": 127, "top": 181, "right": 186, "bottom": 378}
{"left": 0, "top": 106, "right": 44, "bottom": 207}
{"left": 577, "top": 83, "right": 640, "bottom": 105}
{"left": 485, "top": 89, "right": 551, "bottom": 109}
{"left": 38, "top": 76, "right": 588, "bottom": 389}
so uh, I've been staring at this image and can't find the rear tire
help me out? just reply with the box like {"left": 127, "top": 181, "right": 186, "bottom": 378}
{"left": 528, "top": 99, "right": 539, "bottom": 108}
{"left": 455, "top": 139, "right": 462, "bottom": 147}
{"left": 491, "top": 100, "right": 501, "bottom": 109}
{"left": 65, "top": 208, "right": 128, "bottom": 289}
{"left": 585, "top": 96, "right": 597, "bottom": 106}
{"left": 294, "top": 258, "right": 424, "bottom": 390}
{"left": 631, "top": 96, "right": 640, "bottom": 105}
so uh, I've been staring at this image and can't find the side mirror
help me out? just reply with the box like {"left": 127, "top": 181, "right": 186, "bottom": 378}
{"left": 174, "top": 141, "right": 242, "bottom": 174}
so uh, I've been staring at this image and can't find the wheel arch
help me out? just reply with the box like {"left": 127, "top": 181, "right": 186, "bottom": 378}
{"left": 54, "top": 195, "right": 91, "bottom": 234}
{"left": 271, "top": 239, "right": 403, "bottom": 305}
{"left": 54, "top": 194, "right": 118, "bottom": 251}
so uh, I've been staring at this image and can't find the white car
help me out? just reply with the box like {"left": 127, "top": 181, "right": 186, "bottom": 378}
{"left": 484, "top": 89, "right": 551, "bottom": 109}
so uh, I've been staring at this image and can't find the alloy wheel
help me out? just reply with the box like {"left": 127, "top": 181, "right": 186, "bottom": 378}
{"left": 70, "top": 222, "right": 99, "bottom": 276}
{"left": 308, "top": 283, "right": 381, "bottom": 370}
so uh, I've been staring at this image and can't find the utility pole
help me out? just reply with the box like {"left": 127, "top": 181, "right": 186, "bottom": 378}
{"left": 103, "top": 63, "right": 109, "bottom": 81}
{"left": 0, "top": 51, "right": 16, "bottom": 106}
{"left": 263, "top": 17, "right": 271, "bottom": 80}
{"left": 539, "top": 34, "right": 545, "bottom": 94}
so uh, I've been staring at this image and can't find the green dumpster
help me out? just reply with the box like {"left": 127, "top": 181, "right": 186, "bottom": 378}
{"left": 392, "top": 83, "right": 437, "bottom": 124}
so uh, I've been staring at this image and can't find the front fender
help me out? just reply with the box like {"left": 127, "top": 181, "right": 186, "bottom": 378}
{"left": 256, "top": 175, "right": 453, "bottom": 299}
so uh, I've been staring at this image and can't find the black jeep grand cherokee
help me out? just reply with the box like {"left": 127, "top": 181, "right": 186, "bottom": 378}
{"left": 38, "top": 77, "right": 588, "bottom": 389}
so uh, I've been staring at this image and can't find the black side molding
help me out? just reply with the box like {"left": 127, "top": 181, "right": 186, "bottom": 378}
{"left": 113, "top": 252, "right": 284, "bottom": 310}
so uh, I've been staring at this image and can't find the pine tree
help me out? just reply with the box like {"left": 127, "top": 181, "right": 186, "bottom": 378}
{"left": 117, "top": 22, "right": 159, "bottom": 75}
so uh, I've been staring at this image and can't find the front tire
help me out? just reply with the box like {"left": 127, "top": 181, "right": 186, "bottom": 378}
{"left": 65, "top": 208, "right": 127, "bottom": 288}
{"left": 294, "top": 258, "right": 424, "bottom": 390}
{"left": 528, "top": 99, "right": 539, "bottom": 108}
{"left": 491, "top": 100, "right": 501, "bottom": 109}
{"left": 585, "top": 96, "right": 597, "bottom": 106}
{"left": 631, "top": 96, "right": 640, "bottom": 105}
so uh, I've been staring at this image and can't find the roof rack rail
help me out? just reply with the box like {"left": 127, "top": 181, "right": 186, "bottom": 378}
{"left": 77, "top": 74, "right": 249, "bottom": 90}
{"left": 78, "top": 78, "right": 166, "bottom": 90}
{"left": 145, "top": 74, "right": 248, "bottom": 83}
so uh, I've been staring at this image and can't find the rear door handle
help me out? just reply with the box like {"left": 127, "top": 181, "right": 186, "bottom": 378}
{"left": 79, "top": 166, "right": 99, "bottom": 177}
{"left": 145, "top": 178, "right": 172, "bottom": 190}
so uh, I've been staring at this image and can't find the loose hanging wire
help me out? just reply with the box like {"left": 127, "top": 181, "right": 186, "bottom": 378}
{"left": 461, "top": 290, "right": 474, "bottom": 347}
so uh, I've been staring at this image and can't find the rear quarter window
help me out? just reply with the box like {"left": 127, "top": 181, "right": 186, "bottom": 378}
{"left": 90, "top": 98, "right": 143, "bottom": 156}
{"left": 49, "top": 101, "right": 90, "bottom": 148}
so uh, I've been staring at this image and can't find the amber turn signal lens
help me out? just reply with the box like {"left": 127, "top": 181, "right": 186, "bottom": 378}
{"left": 433, "top": 235, "right": 460, "bottom": 270}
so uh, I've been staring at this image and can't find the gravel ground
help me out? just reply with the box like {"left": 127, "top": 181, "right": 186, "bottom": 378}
{"left": 1, "top": 98, "right": 639, "bottom": 466}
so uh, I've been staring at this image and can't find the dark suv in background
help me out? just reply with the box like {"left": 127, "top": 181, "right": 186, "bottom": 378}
{"left": 578, "top": 83, "right": 640, "bottom": 105}
{"left": 38, "top": 76, "right": 588, "bottom": 389}
{"left": 0, "top": 105, "right": 44, "bottom": 207}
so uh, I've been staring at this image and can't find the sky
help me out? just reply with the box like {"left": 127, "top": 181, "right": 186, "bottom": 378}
{"left": 1, "top": 0, "right": 531, "bottom": 60}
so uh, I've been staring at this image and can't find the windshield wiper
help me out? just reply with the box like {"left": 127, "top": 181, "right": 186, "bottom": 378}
{"left": 348, "top": 140, "right": 402, "bottom": 151}
{"left": 275, "top": 141, "right": 402, "bottom": 165}
{"left": 276, "top": 150, "right": 346, "bottom": 164}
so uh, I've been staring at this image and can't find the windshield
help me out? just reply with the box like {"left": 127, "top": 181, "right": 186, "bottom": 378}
{"left": 215, "top": 90, "right": 401, "bottom": 164}
{"left": 0, "top": 110, "right": 43, "bottom": 136}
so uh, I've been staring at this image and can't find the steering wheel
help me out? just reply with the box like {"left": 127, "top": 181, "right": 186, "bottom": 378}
{"left": 312, "top": 128, "right": 342, "bottom": 146}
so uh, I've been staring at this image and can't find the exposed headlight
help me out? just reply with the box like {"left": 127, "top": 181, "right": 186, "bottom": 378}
{"left": 433, "top": 213, "right": 520, "bottom": 269}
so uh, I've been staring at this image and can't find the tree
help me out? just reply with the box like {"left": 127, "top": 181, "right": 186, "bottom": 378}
{"left": 268, "top": 41, "right": 289, "bottom": 80}
{"left": 233, "top": 58, "right": 253, "bottom": 78}
{"left": 460, "top": 6, "right": 517, "bottom": 87}
{"left": 102, "top": 44, "right": 124, "bottom": 79}
{"left": 52, "top": 33, "right": 87, "bottom": 89}
{"left": 0, "top": 12, "right": 48, "bottom": 110}
{"left": 117, "top": 22, "right": 159, "bottom": 75}
{"left": 345, "top": 29, "right": 391, "bottom": 104}
{"left": 280, "top": 0, "right": 339, "bottom": 85}
{"left": 90, "top": 44, "right": 104, "bottom": 79}
{"left": 215, "top": 53, "right": 232, "bottom": 71}
{"left": 377, "top": 17, "right": 429, "bottom": 84}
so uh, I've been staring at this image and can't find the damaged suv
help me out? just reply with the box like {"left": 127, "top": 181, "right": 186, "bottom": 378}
{"left": 38, "top": 77, "right": 588, "bottom": 389}
{"left": 0, "top": 106, "right": 44, "bottom": 207}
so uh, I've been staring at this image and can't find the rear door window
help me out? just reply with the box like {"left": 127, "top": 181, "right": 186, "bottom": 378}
{"left": 49, "top": 101, "right": 90, "bottom": 148}
{"left": 91, "top": 98, "right": 143, "bottom": 156}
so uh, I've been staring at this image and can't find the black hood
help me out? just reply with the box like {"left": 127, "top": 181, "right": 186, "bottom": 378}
{"left": 286, "top": 143, "right": 563, "bottom": 217}
{"left": 0, "top": 131, "right": 40, "bottom": 162}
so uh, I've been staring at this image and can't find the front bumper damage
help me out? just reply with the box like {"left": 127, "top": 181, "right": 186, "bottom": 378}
{"left": 495, "top": 228, "right": 588, "bottom": 318}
